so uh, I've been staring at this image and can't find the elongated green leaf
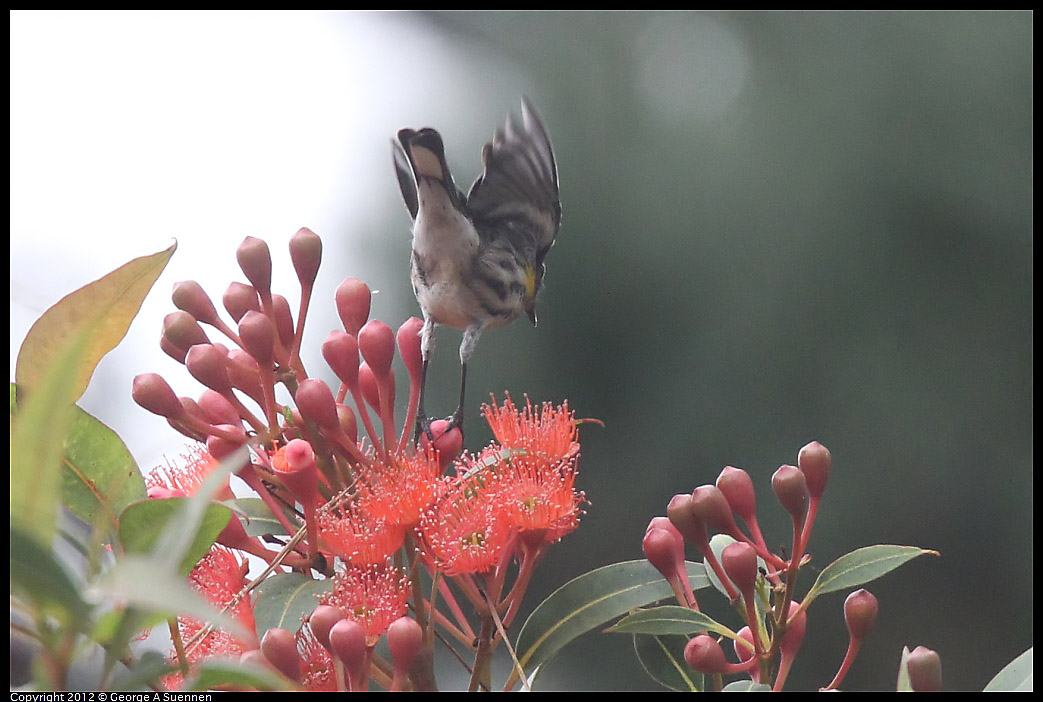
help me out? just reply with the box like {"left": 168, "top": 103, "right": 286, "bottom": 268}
{"left": 109, "top": 650, "right": 175, "bottom": 691}
{"left": 983, "top": 647, "right": 1032, "bottom": 692}
{"left": 804, "top": 545, "right": 940, "bottom": 605}
{"left": 10, "top": 524, "right": 91, "bottom": 627}
{"left": 62, "top": 406, "right": 145, "bottom": 532}
{"left": 184, "top": 658, "right": 298, "bottom": 691}
{"left": 10, "top": 332, "right": 89, "bottom": 545}
{"left": 252, "top": 572, "right": 332, "bottom": 638}
{"left": 509, "top": 559, "right": 709, "bottom": 690}
{"left": 634, "top": 634, "right": 701, "bottom": 692}
{"left": 90, "top": 555, "right": 248, "bottom": 642}
{"left": 147, "top": 448, "right": 246, "bottom": 573}
{"left": 15, "top": 243, "right": 176, "bottom": 401}
{"left": 119, "top": 498, "right": 232, "bottom": 575}
{"left": 608, "top": 605, "right": 735, "bottom": 639}
{"left": 222, "top": 497, "right": 292, "bottom": 536}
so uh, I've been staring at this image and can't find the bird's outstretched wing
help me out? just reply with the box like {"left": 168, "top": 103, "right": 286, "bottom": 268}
{"left": 466, "top": 98, "right": 561, "bottom": 262}
{"left": 391, "top": 136, "right": 419, "bottom": 221}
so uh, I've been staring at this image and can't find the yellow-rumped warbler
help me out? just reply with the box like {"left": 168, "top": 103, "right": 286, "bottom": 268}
{"left": 392, "top": 97, "right": 560, "bottom": 439}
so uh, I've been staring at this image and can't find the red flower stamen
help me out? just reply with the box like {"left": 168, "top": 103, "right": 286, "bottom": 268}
{"left": 319, "top": 561, "right": 410, "bottom": 644}
{"left": 419, "top": 474, "right": 512, "bottom": 576}
{"left": 317, "top": 505, "right": 406, "bottom": 567}
{"left": 481, "top": 394, "right": 580, "bottom": 463}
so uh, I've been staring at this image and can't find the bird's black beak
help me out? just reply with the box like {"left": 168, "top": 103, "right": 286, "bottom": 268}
{"left": 525, "top": 304, "right": 538, "bottom": 327}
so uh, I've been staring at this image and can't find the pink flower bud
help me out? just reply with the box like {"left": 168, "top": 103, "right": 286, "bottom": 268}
{"left": 162, "top": 310, "right": 210, "bottom": 357}
{"left": 387, "top": 616, "right": 423, "bottom": 681}
{"left": 642, "top": 527, "right": 681, "bottom": 584}
{"left": 237, "top": 236, "right": 272, "bottom": 295}
{"left": 197, "top": 389, "right": 241, "bottom": 426}
{"left": 396, "top": 317, "right": 424, "bottom": 383}
{"left": 226, "top": 348, "right": 263, "bottom": 402}
{"left": 206, "top": 426, "right": 248, "bottom": 462}
{"left": 420, "top": 419, "right": 463, "bottom": 468}
{"left": 328, "top": 618, "right": 368, "bottom": 686}
{"left": 132, "top": 373, "right": 183, "bottom": 419}
{"left": 666, "top": 493, "right": 708, "bottom": 550}
{"left": 185, "top": 344, "right": 233, "bottom": 393}
{"left": 271, "top": 295, "right": 295, "bottom": 348}
{"left": 239, "top": 649, "right": 272, "bottom": 670}
{"left": 239, "top": 310, "right": 276, "bottom": 367}
{"left": 684, "top": 635, "right": 729, "bottom": 674}
{"left": 171, "top": 280, "right": 220, "bottom": 326}
{"left": 771, "top": 465, "right": 809, "bottom": 521}
{"left": 337, "top": 404, "right": 358, "bottom": 444}
{"left": 906, "top": 646, "right": 942, "bottom": 692}
{"left": 322, "top": 331, "right": 360, "bottom": 388}
{"left": 335, "top": 279, "right": 371, "bottom": 335}
{"left": 308, "top": 605, "right": 346, "bottom": 651}
{"left": 780, "top": 601, "right": 806, "bottom": 658}
{"left": 160, "top": 336, "right": 187, "bottom": 364}
{"left": 844, "top": 589, "right": 878, "bottom": 640}
{"left": 358, "top": 362, "right": 381, "bottom": 412}
{"left": 691, "top": 485, "right": 740, "bottom": 536}
{"left": 722, "top": 541, "right": 758, "bottom": 593}
{"left": 223, "top": 282, "right": 260, "bottom": 322}
{"left": 715, "top": 466, "right": 757, "bottom": 521}
{"left": 260, "top": 627, "right": 301, "bottom": 682}
{"left": 295, "top": 378, "right": 339, "bottom": 430}
{"left": 273, "top": 439, "right": 319, "bottom": 506}
{"left": 797, "top": 441, "right": 831, "bottom": 499}
{"left": 645, "top": 516, "right": 685, "bottom": 563}
{"left": 734, "top": 626, "right": 756, "bottom": 665}
{"left": 289, "top": 227, "right": 322, "bottom": 287}
{"left": 358, "top": 320, "right": 395, "bottom": 379}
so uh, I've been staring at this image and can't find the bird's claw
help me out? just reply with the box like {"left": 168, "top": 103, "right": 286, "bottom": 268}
{"left": 414, "top": 415, "right": 436, "bottom": 445}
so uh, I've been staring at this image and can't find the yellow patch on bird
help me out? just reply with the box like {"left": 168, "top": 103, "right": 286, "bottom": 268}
{"left": 524, "top": 265, "right": 537, "bottom": 299}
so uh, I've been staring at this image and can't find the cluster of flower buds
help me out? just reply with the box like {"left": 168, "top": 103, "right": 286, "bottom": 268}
{"left": 134, "top": 230, "right": 591, "bottom": 691}
{"left": 642, "top": 441, "right": 849, "bottom": 690}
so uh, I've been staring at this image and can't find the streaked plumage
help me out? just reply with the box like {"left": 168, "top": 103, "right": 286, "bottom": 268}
{"left": 392, "top": 98, "right": 560, "bottom": 436}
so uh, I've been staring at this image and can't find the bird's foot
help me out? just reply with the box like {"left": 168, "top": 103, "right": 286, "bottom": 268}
{"left": 444, "top": 408, "right": 464, "bottom": 434}
{"left": 414, "top": 415, "right": 436, "bottom": 445}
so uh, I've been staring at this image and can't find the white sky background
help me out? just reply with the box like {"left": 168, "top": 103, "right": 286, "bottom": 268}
{"left": 10, "top": 10, "right": 532, "bottom": 472}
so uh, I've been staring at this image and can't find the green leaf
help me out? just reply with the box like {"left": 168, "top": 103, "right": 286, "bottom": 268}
{"left": 608, "top": 605, "right": 735, "bottom": 639}
{"left": 722, "top": 680, "right": 772, "bottom": 691}
{"left": 634, "top": 634, "right": 701, "bottom": 692}
{"left": 61, "top": 406, "right": 146, "bottom": 533}
{"left": 10, "top": 524, "right": 91, "bottom": 628}
{"left": 109, "top": 650, "right": 175, "bottom": 691}
{"left": 222, "top": 497, "right": 292, "bottom": 537}
{"left": 252, "top": 572, "right": 332, "bottom": 638}
{"left": 119, "top": 498, "right": 232, "bottom": 575}
{"left": 704, "top": 533, "right": 738, "bottom": 599}
{"left": 89, "top": 554, "right": 249, "bottom": 643}
{"left": 10, "top": 331, "right": 89, "bottom": 546}
{"left": 804, "top": 545, "right": 940, "bottom": 605}
{"left": 92, "top": 608, "right": 168, "bottom": 647}
{"left": 983, "top": 647, "right": 1032, "bottom": 692}
{"left": 15, "top": 243, "right": 176, "bottom": 401}
{"left": 509, "top": 559, "right": 709, "bottom": 690}
{"left": 183, "top": 658, "right": 298, "bottom": 692}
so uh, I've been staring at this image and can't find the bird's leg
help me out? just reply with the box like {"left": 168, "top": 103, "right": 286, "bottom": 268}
{"left": 447, "top": 324, "right": 484, "bottom": 433}
{"left": 414, "top": 317, "right": 437, "bottom": 444}
{"left": 447, "top": 362, "right": 467, "bottom": 432}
